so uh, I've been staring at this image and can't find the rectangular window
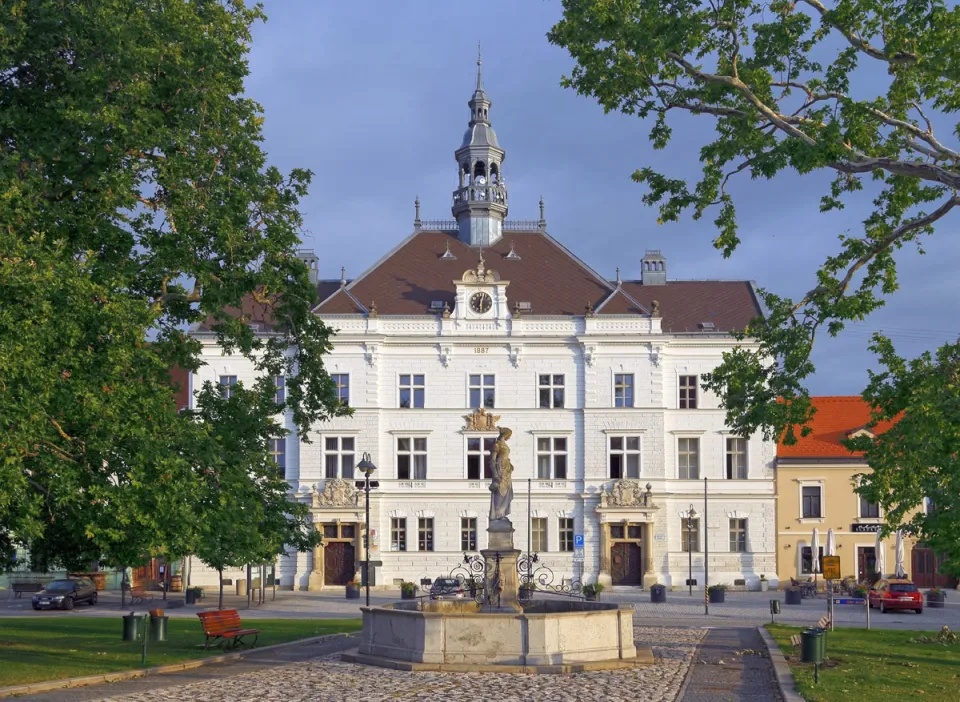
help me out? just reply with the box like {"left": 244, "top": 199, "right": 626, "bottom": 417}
{"left": 397, "top": 437, "right": 428, "bottom": 480}
{"left": 532, "top": 517, "right": 547, "bottom": 552}
{"left": 729, "top": 518, "right": 747, "bottom": 552}
{"left": 725, "top": 437, "right": 747, "bottom": 479}
{"left": 682, "top": 518, "right": 700, "bottom": 553}
{"left": 418, "top": 518, "right": 434, "bottom": 551}
{"left": 391, "top": 518, "right": 407, "bottom": 552}
{"left": 801, "top": 546, "right": 824, "bottom": 574}
{"left": 274, "top": 375, "right": 285, "bottom": 405}
{"left": 323, "top": 436, "right": 355, "bottom": 479}
{"left": 536, "top": 437, "right": 568, "bottom": 479}
{"left": 466, "top": 437, "right": 495, "bottom": 480}
{"left": 859, "top": 496, "right": 880, "bottom": 519}
{"left": 219, "top": 375, "right": 238, "bottom": 399}
{"left": 559, "top": 518, "right": 574, "bottom": 552}
{"left": 269, "top": 436, "right": 286, "bottom": 474}
{"left": 609, "top": 436, "right": 641, "bottom": 479}
{"left": 678, "top": 438, "right": 700, "bottom": 480}
{"left": 398, "top": 374, "right": 425, "bottom": 408}
{"left": 801, "top": 486, "right": 823, "bottom": 518}
{"left": 469, "top": 374, "right": 496, "bottom": 409}
{"left": 614, "top": 373, "right": 634, "bottom": 408}
{"left": 331, "top": 373, "right": 350, "bottom": 406}
{"left": 461, "top": 517, "right": 477, "bottom": 552}
{"left": 679, "top": 375, "right": 698, "bottom": 409}
{"left": 538, "top": 374, "right": 565, "bottom": 408}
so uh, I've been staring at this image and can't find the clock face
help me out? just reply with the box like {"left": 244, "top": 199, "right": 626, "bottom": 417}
{"left": 475, "top": 175, "right": 486, "bottom": 186}
{"left": 469, "top": 291, "right": 492, "bottom": 314}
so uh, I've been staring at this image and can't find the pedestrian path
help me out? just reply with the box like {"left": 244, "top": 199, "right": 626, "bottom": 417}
{"left": 680, "top": 628, "right": 783, "bottom": 702}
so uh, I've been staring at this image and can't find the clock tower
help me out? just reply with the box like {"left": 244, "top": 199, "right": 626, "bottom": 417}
{"left": 452, "top": 250, "right": 510, "bottom": 321}
{"left": 451, "top": 49, "right": 508, "bottom": 247}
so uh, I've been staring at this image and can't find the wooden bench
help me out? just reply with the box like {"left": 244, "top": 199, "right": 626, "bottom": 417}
{"left": 123, "top": 585, "right": 153, "bottom": 605}
{"left": 790, "top": 634, "right": 802, "bottom": 647}
{"left": 12, "top": 582, "right": 44, "bottom": 598}
{"left": 197, "top": 609, "right": 260, "bottom": 650}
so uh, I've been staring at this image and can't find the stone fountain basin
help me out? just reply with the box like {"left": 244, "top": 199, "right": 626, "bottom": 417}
{"left": 345, "top": 599, "right": 644, "bottom": 672}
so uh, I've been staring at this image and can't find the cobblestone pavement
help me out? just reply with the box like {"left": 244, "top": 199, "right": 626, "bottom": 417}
{"left": 88, "top": 627, "right": 706, "bottom": 702}
{"left": 680, "top": 628, "right": 782, "bottom": 702}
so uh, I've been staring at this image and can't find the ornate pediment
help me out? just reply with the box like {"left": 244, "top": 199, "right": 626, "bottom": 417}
{"left": 601, "top": 479, "right": 654, "bottom": 508}
{"left": 463, "top": 407, "right": 501, "bottom": 432}
{"left": 311, "top": 479, "right": 361, "bottom": 508}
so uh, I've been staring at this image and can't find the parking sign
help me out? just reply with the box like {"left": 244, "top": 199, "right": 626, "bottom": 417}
{"left": 574, "top": 534, "right": 584, "bottom": 549}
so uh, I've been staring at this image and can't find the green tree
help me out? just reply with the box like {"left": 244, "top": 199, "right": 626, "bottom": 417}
{"left": 549, "top": 0, "right": 960, "bottom": 572}
{"left": 190, "top": 380, "right": 319, "bottom": 610}
{"left": 0, "top": 1, "right": 345, "bottom": 565}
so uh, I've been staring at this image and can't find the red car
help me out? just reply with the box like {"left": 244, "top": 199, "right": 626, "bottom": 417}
{"left": 868, "top": 578, "right": 923, "bottom": 614}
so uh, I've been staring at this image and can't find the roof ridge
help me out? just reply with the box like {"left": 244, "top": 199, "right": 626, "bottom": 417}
{"left": 534, "top": 230, "right": 616, "bottom": 294}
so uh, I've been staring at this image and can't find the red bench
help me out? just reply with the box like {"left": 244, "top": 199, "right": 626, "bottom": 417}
{"left": 197, "top": 609, "right": 260, "bottom": 650}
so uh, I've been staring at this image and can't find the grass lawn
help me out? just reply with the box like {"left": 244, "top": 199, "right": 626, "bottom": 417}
{"left": 0, "top": 617, "right": 360, "bottom": 687}
{"left": 767, "top": 624, "right": 960, "bottom": 701}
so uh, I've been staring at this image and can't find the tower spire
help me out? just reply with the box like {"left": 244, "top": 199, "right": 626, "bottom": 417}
{"left": 476, "top": 42, "right": 483, "bottom": 91}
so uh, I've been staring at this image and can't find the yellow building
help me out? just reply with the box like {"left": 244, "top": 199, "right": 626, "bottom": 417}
{"left": 776, "top": 397, "right": 956, "bottom": 588}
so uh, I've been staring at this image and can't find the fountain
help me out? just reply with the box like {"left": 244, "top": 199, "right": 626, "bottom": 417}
{"left": 342, "top": 423, "right": 652, "bottom": 673}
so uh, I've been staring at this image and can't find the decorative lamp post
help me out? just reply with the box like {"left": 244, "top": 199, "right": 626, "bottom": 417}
{"left": 356, "top": 452, "right": 378, "bottom": 607}
{"left": 685, "top": 504, "right": 698, "bottom": 596}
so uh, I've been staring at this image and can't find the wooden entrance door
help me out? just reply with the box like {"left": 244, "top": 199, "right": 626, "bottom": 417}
{"left": 324, "top": 542, "right": 356, "bottom": 586}
{"left": 857, "top": 547, "right": 877, "bottom": 582}
{"left": 913, "top": 548, "right": 959, "bottom": 588}
{"left": 610, "top": 542, "right": 643, "bottom": 585}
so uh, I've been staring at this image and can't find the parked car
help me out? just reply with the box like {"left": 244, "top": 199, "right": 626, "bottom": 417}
{"left": 868, "top": 578, "right": 923, "bottom": 614}
{"left": 31, "top": 578, "right": 98, "bottom": 611}
{"left": 429, "top": 577, "right": 464, "bottom": 600}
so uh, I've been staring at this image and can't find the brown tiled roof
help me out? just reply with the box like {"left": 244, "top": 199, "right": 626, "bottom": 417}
{"left": 620, "top": 281, "right": 762, "bottom": 333}
{"left": 596, "top": 286, "right": 647, "bottom": 315}
{"left": 316, "top": 231, "right": 614, "bottom": 317}
{"left": 778, "top": 396, "right": 899, "bottom": 458}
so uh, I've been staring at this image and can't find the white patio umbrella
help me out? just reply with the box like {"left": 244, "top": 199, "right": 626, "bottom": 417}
{"left": 826, "top": 528, "right": 837, "bottom": 557}
{"left": 875, "top": 529, "right": 886, "bottom": 578}
{"left": 811, "top": 528, "right": 821, "bottom": 588}
{"left": 894, "top": 530, "right": 906, "bottom": 579}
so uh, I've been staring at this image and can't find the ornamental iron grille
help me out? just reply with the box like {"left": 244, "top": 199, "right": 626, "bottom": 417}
{"left": 450, "top": 553, "right": 584, "bottom": 605}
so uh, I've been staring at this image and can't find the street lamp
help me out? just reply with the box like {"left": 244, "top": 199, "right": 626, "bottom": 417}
{"left": 356, "top": 452, "right": 377, "bottom": 607}
{"left": 685, "top": 504, "right": 699, "bottom": 596}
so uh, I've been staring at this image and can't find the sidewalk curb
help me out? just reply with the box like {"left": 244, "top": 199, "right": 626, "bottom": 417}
{"left": 0, "top": 632, "right": 356, "bottom": 699}
{"left": 756, "top": 626, "right": 804, "bottom": 702}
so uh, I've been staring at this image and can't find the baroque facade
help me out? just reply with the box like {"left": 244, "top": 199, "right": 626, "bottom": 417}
{"left": 188, "top": 58, "right": 777, "bottom": 591}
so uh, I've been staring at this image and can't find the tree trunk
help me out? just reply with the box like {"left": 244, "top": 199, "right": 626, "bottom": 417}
{"left": 218, "top": 568, "right": 224, "bottom": 611}
{"left": 120, "top": 567, "right": 128, "bottom": 609}
{"left": 162, "top": 560, "right": 168, "bottom": 601}
{"left": 246, "top": 563, "right": 252, "bottom": 609}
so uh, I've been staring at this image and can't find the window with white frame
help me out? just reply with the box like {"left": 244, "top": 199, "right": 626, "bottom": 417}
{"left": 274, "top": 375, "right": 285, "bottom": 405}
{"left": 532, "top": 517, "right": 547, "bottom": 552}
{"left": 801, "top": 485, "right": 823, "bottom": 518}
{"left": 725, "top": 437, "right": 747, "bottom": 479}
{"left": 729, "top": 518, "right": 747, "bottom": 552}
{"left": 219, "top": 375, "right": 237, "bottom": 399}
{"left": 418, "top": 518, "right": 434, "bottom": 551}
{"left": 469, "top": 374, "right": 495, "bottom": 408}
{"left": 609, "top": 436, "right": 642, "bottom": 479}
{"left": 536, "top": 437, "right": 568, "bottom": 479}
{"left": 859, "top": 495, "right": 880, "bottom": 519}
{"left": 467, "top": 437, "right": 495, "bottom": 480}
{"left": 614, "top": 373, "right": 634, "bottom": 408}
{"left": 331, "top": 373, "right": 349, "bottom": 406}
{"left": 682, "top": 518, "right": 700, "bottom": 552}
{"left": 461, "top": 517, "right": 477, "bottom": 551}
{"left": 801, "top": 546, "right": 824, "bottom": 574}
{"left": 679, "top": 375, "right": 698, "bottom": 409}
{"left": 397, "top": 437, "right": 427, "bottom": 480}
{"left": 391, "top": 518, "right": 407, "bottom": 551}
{"left": 559, "top": 518, "right": 574, "bottom": 552}
{"left": 398, "top": 374, "right": 425, "bottom": 408}
{"left": 323, "top": 437, "right": 355, "bottom": 479}
{"left": 678, "top": 437, "right": 700, "bottom": 479}
{"left": 538, "top": 374, "right": 565, "bottom": 408}
{"left": 269, "top": 436, "right": 285, "bottom": 474}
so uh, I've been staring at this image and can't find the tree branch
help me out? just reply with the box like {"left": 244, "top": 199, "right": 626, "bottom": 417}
{"left": 797, "top": 0, "right": 918, "bottom": 65}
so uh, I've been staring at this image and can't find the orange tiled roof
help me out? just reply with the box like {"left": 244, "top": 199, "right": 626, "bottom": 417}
{"left": 777, "top": 396, "right": 898, "bottom": 458}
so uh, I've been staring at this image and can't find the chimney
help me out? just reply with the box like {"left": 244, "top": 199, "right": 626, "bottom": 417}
{"left": 641, "top": 250, "right": 666, "bottom": 286}
{"left": 296, "top": 248, "right": 319, "bottom": 285}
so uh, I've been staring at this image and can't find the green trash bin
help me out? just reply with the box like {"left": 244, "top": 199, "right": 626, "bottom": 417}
{"left": 149, "top": 614, "right": 168, "bottom": 642}
{"left": 122, "top": 613, "right": 141, "bottom": 642}
{"left": 800, "top": 628, "right": 825, "bottom": 663}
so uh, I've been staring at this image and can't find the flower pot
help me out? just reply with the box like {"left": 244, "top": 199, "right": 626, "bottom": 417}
{"left": 400, "top": 589, "right": 416, "bottom": 600}
{"left": 345, "top": 584, "right": 361, "bottom": 599}
{"left": 650, "top": 585, "right": 666, "bottom": 603}
{"left": 760, "top": 581, "right": 769, "bottom": 592}
{"left": 185, "top": 590, "right": 196, "bottom": 605}
{"left": 785, "top": 587, "right": 803, "bottom": 605}
{"left": 584, "top": 593, "right": 597, "bottom": 601}
{"left": 708, "top": 589, "right": 725, "bottom": 604}
{"left": 927, "top": 591, "right": 946, "bottom": 608}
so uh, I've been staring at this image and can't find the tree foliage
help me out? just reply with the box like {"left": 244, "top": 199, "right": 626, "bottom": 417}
{"left": 0, "top": 1, "right": 344, "bottom": 568}
{"left": 550, "top": 0, "right": 960, "bottom": 567}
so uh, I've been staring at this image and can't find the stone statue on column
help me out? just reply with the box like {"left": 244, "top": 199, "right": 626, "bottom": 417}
{"left": 488, "top": 427, "right": 514, "bottom": 522}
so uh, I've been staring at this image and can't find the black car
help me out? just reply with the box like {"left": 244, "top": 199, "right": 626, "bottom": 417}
{"left": 429, "top": 577, "right": 464, "bottom": 600}
{"left": 32, "top": 578, "right": 98, "bottom": 610}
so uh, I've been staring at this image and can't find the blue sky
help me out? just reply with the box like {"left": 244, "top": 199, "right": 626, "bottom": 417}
{"left": 245, "top": 1, "right": 960, "bottom": 395}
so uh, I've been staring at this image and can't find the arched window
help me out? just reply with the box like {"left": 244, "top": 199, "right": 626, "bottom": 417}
{"left": 473, "top": 161, "right": 486, "bottom": 181}
{"left": 490, "top": 163, "right": 499, "bottom": 184}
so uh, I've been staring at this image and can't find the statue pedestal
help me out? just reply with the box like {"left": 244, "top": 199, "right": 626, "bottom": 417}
{"left": 481, "top": 519, "right": 522, "bottom": 613}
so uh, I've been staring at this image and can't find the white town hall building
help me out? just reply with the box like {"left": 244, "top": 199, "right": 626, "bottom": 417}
{"left": 188, "top": 60, "right": 777, "bottom": 592}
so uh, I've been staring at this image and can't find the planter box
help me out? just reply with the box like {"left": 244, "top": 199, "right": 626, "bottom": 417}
{"left": 708, "top": 589, "right": 725, "bottom": 604}
{"left": 400, "top": 590, "right": 417, "bottom": 600}
{"left": 927, "top": 592, "right": 946, "bottom": 608}
{"left": 760, "top": 581, "right": 769, "bottom": 592}
{"left": 785, "top": 588, "right": 803, "bottom": 605}
{"left": 650, "top": 586, "right": 666, "bottom": 603}
{"left": 346, "top": 585, "right": 361, "bottom": 600}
